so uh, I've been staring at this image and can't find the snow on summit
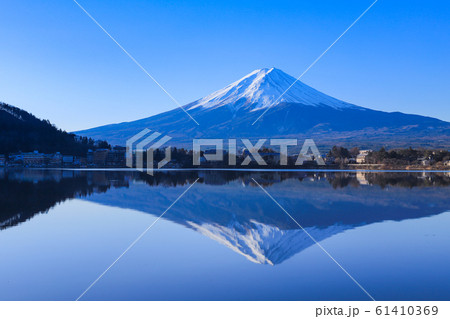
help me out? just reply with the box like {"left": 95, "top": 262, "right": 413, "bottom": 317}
{"left": 188, "top": 67, "right": 356, "bottom": 112}
{"left": 75, "top": 66, "right": 450, "bottom": 148}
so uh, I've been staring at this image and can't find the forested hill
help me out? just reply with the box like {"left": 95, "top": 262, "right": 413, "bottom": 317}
{"left": 0, "top": 102, "right": 109, "bottom": 155}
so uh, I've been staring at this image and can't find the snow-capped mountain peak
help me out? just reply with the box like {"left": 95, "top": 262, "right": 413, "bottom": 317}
{"left": 185, "top": 219, "right": 351, "bottom": 265}
{"left": 75, "top": 67, "right": 450, "bottom": 149}
{"left": 188, "top": 67, "right": 355, "bottom": 112}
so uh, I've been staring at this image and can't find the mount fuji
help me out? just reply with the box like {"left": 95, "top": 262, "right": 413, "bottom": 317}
{"left": 188, "top": 67, "right": 355, "bottom": 112}
{"left": 75, "top": 68, "right": 450, "bottom": 148}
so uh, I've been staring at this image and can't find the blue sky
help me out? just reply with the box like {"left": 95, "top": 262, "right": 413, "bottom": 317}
{"left": 0, "top": 0, "right": 449, "bottom": 131}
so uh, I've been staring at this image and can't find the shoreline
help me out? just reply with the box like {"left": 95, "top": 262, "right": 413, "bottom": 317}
{"left": 2, "top": 167, "right": 449, "bottom": 173}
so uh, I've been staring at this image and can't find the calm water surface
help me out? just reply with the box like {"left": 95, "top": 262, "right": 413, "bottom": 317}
{"left": 0, "top": 169, "right": 449, "bottom": 300}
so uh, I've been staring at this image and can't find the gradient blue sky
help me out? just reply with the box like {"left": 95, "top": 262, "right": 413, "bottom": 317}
{"left": 0, "top": 0, "right": 449, "bottom": 131}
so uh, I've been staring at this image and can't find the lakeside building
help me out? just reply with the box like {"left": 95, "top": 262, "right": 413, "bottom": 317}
{"left": 106, "top": 147, "right": 126, "bottom": 167}
{"left": 22, "top": 151, "right": 46, "bottom": 166}
{"left": 93, "top": 149, "right": 109, "bottom": 166}
{"left": 356, "top": 150, "right": 372, "bottom": 164}
{"left": 4, "top": 148, "right": 126, "bottom": 168}
{"left": 8, "top": 151, "right": 63, "bottom": 167}
{"left": 46, "top": 153, "right": 62, "bottom": 166}
{"left": 92, "top": 148, "right": 126, "bottom": 167}
{"left": 9, "top": 151, "right": 62, "bottom": 167}
{"left": 7, "top": 151, "right": 88, "bottom": 167}
{"left": 62, "top": 155, "right": 74, "bottom": 165}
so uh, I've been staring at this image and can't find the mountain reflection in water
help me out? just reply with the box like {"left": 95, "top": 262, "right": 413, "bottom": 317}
{"left": 1, "top": 169, "right": 449, "bottom": 265}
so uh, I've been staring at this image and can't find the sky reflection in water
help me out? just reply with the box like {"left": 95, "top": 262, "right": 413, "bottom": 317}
{"left": 0, "top": 169, "right": 449, "bottom": 301}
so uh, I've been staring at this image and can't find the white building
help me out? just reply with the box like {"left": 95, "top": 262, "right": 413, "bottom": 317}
{"left": 356, "top": 150, "right": 372, "bottom": 164}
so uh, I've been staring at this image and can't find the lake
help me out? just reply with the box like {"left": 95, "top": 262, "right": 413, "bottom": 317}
{"left": 0, "top": 168, "right": 449, "bottom": 301}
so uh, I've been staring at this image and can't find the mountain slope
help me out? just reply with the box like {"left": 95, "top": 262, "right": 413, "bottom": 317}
{"left": 0, "top": 102, "right": 107, "bottom": 155}
{"left": 189, "top": 68, "right": 358, "bottom": 111}
{"left": 84, "top": 172, "right": 450, "bottom": 265}
{"left": 3, "top": 169, "right": 449, "bottom": 264}
{"left": 75, "top": 68, "right": 450, "bottom": 149}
